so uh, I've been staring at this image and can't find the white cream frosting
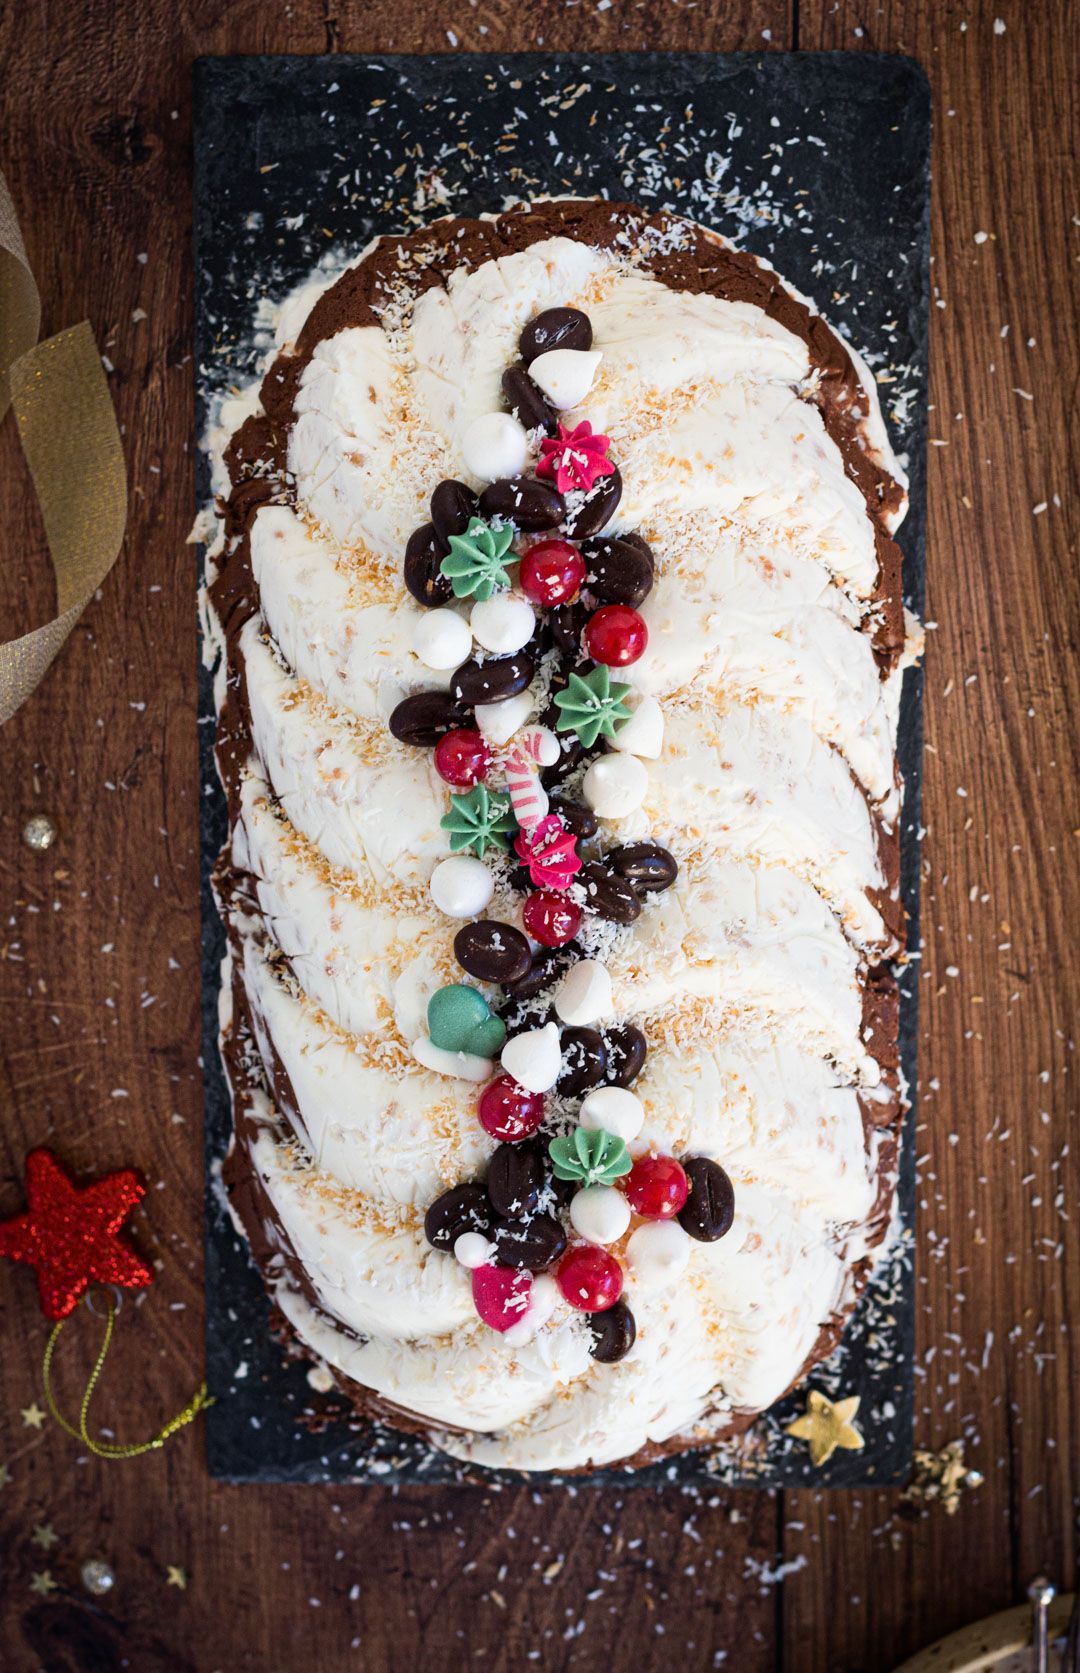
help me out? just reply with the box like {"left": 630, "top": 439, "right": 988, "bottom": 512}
{"left": 210, "top": 218, "right": 913, "bottom": 1473}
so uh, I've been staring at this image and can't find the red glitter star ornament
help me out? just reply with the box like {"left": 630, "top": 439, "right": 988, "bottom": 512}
{"left": 536, "top": 420, "right": 615, "bottom": 495}
{"left": 0, "top": 1149, "right": 153, "bottom": 1321}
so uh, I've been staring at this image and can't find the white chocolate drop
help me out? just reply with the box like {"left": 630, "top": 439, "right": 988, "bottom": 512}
{"left": 626, "top": 1221, "right": 691, "bottom": 1288}
{"left": 582, "top": 753, "right": 649, "bottom": 819}
{"left": 569, "top": 1185, "right": 631, "bottom": 1245}
{"left": 608, "top": 692, "right": 664, "bottom": 759}
{"left": 411, "top": 608, "right": 473, "bottom": 671}
{"left": 554, "top": 959, "right": 613, "bottom": 1027}
{"left": 579, "top": 1085, "right": 644, "bottom": 1143}
{"left": 461, "top": 412, "right": 529, "bottom": 481}
{"left": 470, "top": 594, "right": 536, "bottom": 655}
{"left": 429, "top": 855, "right": 494, "bottom": 917}
{"left": 527, "top": 348, "right": 603, "bottom": 410}
{"left": 500, "top": 1021, "right": 562, "bottom": 1094}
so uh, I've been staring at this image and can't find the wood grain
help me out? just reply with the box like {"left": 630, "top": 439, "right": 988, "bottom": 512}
{"left": 0, "top": 3, "right": 1074, "bottom": 1670}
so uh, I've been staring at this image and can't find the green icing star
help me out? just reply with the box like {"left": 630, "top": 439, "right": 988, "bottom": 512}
{"left": 552, "top": 664, "right": 633, "bottom": 749}
{"left": 440, "top": 785, "right": 518, "bottom": 859}
{"left": 440, "top": 516, "right": 517, "bottom": 601}
{"left": 548, "top": 1127, "right": 632, "bottom": 1188}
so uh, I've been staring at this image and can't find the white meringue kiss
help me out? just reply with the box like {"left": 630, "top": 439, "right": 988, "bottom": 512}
{"left": 461, "top": 411, "right": 529, "bottom": 481}
{"left": 500, "top": 1021, "right": 562, "bottom": 1094}
{"left": 626, "top": 1220, "right": 691, "bottom": 1288}
{"left": 609, "top": 692, "right": 664, "bottom": 759}
{"left": 527, "top": 348, "right": 603, "bottom": 410}
{"left": 582, "top": 753, "right": 649, "bottom": 819}
{"left": 569, "top": 1185, "right": 631, "bottom": 1246}
{"left": 470, "top": 594, "right": 536, "bottom": 655}
{"left": 554, "top": 959, "right": 613, "bottom": 1027}
{"left": 429, "top": 855, "right": 494, "bottom": 918}
{"left": 579, "top": 1085, "right": 644, "bottom": 1143}
{"left": 411, "top": 608, "right": 472, "bottom": 672}
{"left": 476, "top": 690, "right": 535, "bottom": 747}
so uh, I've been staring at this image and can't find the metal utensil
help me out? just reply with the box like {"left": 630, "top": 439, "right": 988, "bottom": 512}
{"left": 1029, "top": 1577, "right": 1056, "bottom": 1673}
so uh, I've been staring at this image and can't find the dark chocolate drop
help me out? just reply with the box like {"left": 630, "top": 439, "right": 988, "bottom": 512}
{"left": 581, "top": 532, "right": 655, "bottom": 606}
{"left": 479, "top": 476, "right": 565, "bottom": 532}
{"left": 389, "top": 689, "right": 470, "bottom": 747}
{"left": 501, "top": 945, "right": 578, "bottom": 1003}
{"left": 430, "top": 479, "right": 479, "bottom": 543}
{"left": 454, "top": 920, "right": 533, "bottom": 985}
{"left": 424, "top": 1183, "right": 492, "bottom": 1253}
{"left": 587, "top": 1300, "right": 637, "bottom": 1364}
{"left": 492, "top": 1212, "right": 567, "bottom": 1272}
{"left": 403, "top": 523, "right": 453, "bottom": 607}
{"left": 547, "top": 796, "right": 599, "bottom": 841}
{"left": 603, "top": 1024, "right": 647, "bottom": 1087}
{"left": 678, "top": 1157, "right": 735, "bottom": 1243}
{"left": 561, "top": 467, "right": 622, "bottom": 540}
{"left": 548, "top": 600, "right": 588, "bottom": 657}
{"left": 519, "top": 306, "right": 593, "bottom": 364}
{"left": 451, "top": 652, "right": 535, "bottom": 707}
{"left": 557, "top": 1026, "right": 608, "bottom": 1096}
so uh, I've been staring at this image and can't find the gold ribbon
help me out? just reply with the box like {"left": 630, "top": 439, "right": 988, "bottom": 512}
{"left": 43, "top": 1288, "right": 213, "bottom": 1460}
{"left": 0, "top": 169, "right": 127, "bottom": 725}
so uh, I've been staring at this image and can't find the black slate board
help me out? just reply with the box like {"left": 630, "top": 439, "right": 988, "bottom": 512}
{"left": 194, "top": 50, "right": 930, "bottom": 1488}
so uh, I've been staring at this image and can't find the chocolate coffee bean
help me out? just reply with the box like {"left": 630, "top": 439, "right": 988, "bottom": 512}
{"left": 502, "top": 364, "right": 558, "bottom": 434}
{"left": 479, "top": 476, "right": 565, "bottom": 531}
{"left": 424, "top": 1182, "right": 493, "bottom": 1252}
{"left": 492, "top": 1211, "right": 567, "bottom": 1271}
{"left": 603, "top": 1024, "right": 647, "bottom": 1087}
{"left": 561, "top": 467, "right": 622, "bottom": 540}
{"left": 454, "top": 920, "right": 533, "bottom": 985}
{"left": 451, "top": 652, "right": 535, "bottom": 706}
{"left": 606, "top": 843, "right": 679, "bottom": 894}
{"left": 548, "top": 797, "right": 599, "bottom": 841}
{"left": 581, "top": 533, "right": 655, "bottom": 606}
{"left": 430, "top": 478, "right": 478, "bottom": 543}
{"left": 579, "top": 861, "right": 641, "bottom": 925}
{"left": 548, "top": 600, "right": 589, "bottom": 657}
{"left": 678, "top": 1157, "right": 735, "bottom": 1243}
{"left": 519, "top": 306, "right": 593, "bottom": 364}
{"left": 389, "top": 689, "right": 469, "bottom": 747}
{"left": 403, "top": 523, "right": 453, "bottom": 607}
{"left": 503, "top": 945, "right": 578, "bottom": 1003}
{"left": 557, "top": 1026, "right": 608, "bottom": 1096}
{"left": 487, "top": 1139, "right": 546, "bottom": 1220}
{"left": 587, "top": 1300, "right": 637, "bottom": 1364}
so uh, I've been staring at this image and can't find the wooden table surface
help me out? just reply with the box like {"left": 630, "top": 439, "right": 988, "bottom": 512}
{"left": 1, "top": 2, "right": 1076, "bottom": 1669}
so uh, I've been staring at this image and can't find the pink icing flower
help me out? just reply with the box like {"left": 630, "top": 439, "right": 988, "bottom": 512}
{"left": 514, "top": 814, "right": 581, "bottom": 892}
{"left": 536, "top": 421, "right": 616, "bottom": 496}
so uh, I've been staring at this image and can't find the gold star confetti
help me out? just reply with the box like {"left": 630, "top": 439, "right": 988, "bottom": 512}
{"left": 785, "top": 1389, "right": 864, "bottom": 1466}
{"left": 30, "top": 1570, "right": 57, "bottom": 1597}
{"left": 166, "top": 1565, "right": 187, "bottom": 1590}
{"left": 903, "top": 1440, "right": 984, "bottom": 1516}
{"left": 31, "top": 1524, "right": 59, "bottom": 1551}
{"left": 21, "top": 1403, "right": 47, "bottom": 1430}
{"left": 0, "top": 1463, "right": 11, "bottom": 1488}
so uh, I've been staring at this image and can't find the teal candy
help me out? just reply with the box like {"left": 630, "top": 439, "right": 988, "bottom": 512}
{"left": 427, "top": 985, "right": 507, "bottom": 1057}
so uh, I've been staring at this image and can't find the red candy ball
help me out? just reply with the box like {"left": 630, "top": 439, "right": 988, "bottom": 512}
{"left": 519, "top": 539, "right": 585, "bottom": 607}
{"left": 584, "top": 604, "right": 649, "bottom": 667}
{"left": 522, "top": 891, "right": 582, "bottom": 949}
{"left": 557, "top": 1245, "right": 624, "bottom": 1312}
{"left": 434, "top": 727, "right": 491, "bottom": 788}
{"left": 624, "top": 1155, "right": 689, "bottom": 1220}
{"left": 473, "top": 1263, "right": 533, "bottom": 1332}
{"left": 478, "top": 1075, "right": 545, "bottom": 1143}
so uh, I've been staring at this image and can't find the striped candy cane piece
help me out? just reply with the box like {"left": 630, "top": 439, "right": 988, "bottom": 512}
{"left": 503, "top": 743, "right": 549, "bottom": 832}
